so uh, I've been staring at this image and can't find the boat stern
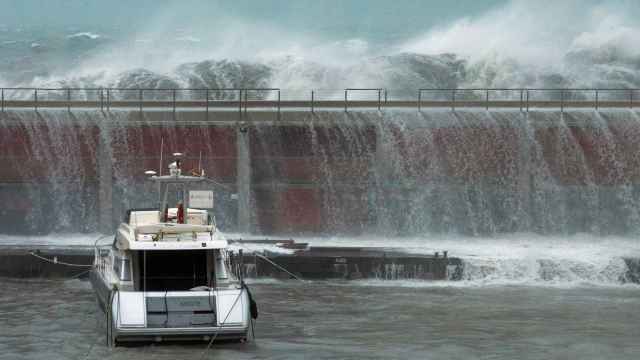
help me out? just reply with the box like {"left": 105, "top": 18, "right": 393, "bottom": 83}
{"left": 109, "top": 288, "right": 249, "bottom": 343}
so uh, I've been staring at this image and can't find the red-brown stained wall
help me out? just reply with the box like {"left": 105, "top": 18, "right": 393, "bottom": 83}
{"left": 607, "top": 121, "right": 640, "bottom": 184}
{"left": 569, "top": 126, "right": 620, "bottom": 186}
{"left": 249, "top": 125, "right": 374, "bottom": 234}
{"left": 279, "top": 158, "right": 320, "bottom": 183}
{"left": 112, "top": 126, "right": 236, "bottom": 157}
{"left": 432, "top": 126, "right": 520, "bottom": 181}
{"left": 533, "top": 125, "right": 636, "bottom": 186}
{"left": 383, "top": 126, "right": 436, "bottom": 183}
{"left": 250, "top": 125, "right": 375, "bottom": 183}
{"left": 322, "top": 188, "right": 370, "bottom": 234}
{"left": 275, "top": 188, "right": 322, "bottom": 233}
{"left": 6, "top": 117, "right": 640, "bottom": 234}
{"left": 111, "top": 126, "right": 237, "bottom": 182}
{"left": 380, "top": 125, "right": 522, "bottom": 184}
{"left": 0, "top": 124, "right": 99, "bottom": 182}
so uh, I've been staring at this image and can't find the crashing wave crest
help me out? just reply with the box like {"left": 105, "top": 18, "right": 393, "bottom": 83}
{"left": 6, "top": 0, "right": 640, "bottom": 94}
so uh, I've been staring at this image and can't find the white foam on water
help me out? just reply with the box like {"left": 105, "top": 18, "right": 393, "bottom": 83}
{"left": 349, "top": 277, "right": 640, "bottom": 289}
{"left": 247, "top": 233, "right": 640, "bottom": 287}
{"left": 66, "top": 32, "right": 101, "bottom": 40}
{"left": 1, "top": 232, "right": 638, "bottom": 287}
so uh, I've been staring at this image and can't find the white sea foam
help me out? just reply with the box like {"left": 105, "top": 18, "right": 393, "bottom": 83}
{"left": 0, "top": 225, "right": 637, "bottom": 288}
{"left": 66, "top": 32, "right": 101, "bottom": 40}
{"left": 174, "top": 35, "right": 201, "bottom": 43}
{"left": 2, "top": 232, "right": 635, "bottom": 287}
{"left": 226, "top": 233, "right": 640, "bottom": 287}
{"left": 16, "top": 0, "right": 639, "bottom": 91}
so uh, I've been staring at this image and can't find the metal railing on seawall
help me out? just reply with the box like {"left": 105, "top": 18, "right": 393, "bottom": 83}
{"left": 1, "top": 87, "right": 639, "bottom": 113}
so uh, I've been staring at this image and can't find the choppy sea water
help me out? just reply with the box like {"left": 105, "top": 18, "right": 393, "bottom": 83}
{"left": 0, "top": 277, "right": 638, "bottom": 360}
{"left": 3, "top": 1, "right": 640, "bottom": 91}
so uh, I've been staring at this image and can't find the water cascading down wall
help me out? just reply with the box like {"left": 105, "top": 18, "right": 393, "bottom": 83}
{"left": 2, "top": 108, "right": 640, "bottom": 236}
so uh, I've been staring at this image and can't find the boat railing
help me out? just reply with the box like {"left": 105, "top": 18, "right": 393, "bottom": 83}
{"left": 94, "top": 249, "right": 111, "bottom": 276}
{"left": 1, "top": 87, "right": 639, "bottom": 113}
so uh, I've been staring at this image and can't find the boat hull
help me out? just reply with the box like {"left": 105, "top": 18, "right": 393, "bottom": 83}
{"left": 89, "top": 270, "right": 249, "bottom": 344}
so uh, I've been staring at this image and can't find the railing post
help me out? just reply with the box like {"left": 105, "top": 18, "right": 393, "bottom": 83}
{"left": 631, "top": 89, "right": 634, "bottom": 109}
{"left": 172, "top": 89, "right": 176, "bottom": 116}
{"left": 238, "top": 89, "right": 242, "bottom": 115}
{"left": 526, "top": 89, "right": 529, "bottom": 112}
{"left": 384, "top": 89, "right": 388, "bottom": 104}
{"left": 100, "top": 88, "right": 104, "bottom": 111}
{"left": 67, "top": 88, "right": 71, "bottom": 112}
{"left": 560, "top": 89, "right": 564, "bottom": 113}
{"left": 595, "top": 89, "right": 598, "bottom": 111}
{"left": 486, "top": 89, "right": 489, "bottom": 111}
{"left": 1, "top": 88, "right": 4, "bottom": 112}
{"left": 277, "top": 89, "right": 281, "bottom": 117}
{"left": 244, "top": 89, "right": 248, "bottom": 114}
{"left": 139, "top": 89, "right": 143, "bottom": 116}
{"left": 451, "top": 89, "right": 455, "bottom": 111}
{"left": 519, "top": 89, "right": 523, "bottom": 112}
{"left": 205, "top": 89, "right": 209, "bottom": 120}
{"left": 107, "top": 89, "right": 110, "bottom": 111}
{"left": 377, "top": 89, "right": 381, "bottom": 111}
{"left": 311, "top": 90, "right": 314, "bottom": 113}
{"left": 344, "top": 89, "right": 348, "bottom": 112}
{"left": 34, "top": 89, "right": 38, "bottom": 112}
{"left": 417, "top": 90, "right": 421, "bottom": 112}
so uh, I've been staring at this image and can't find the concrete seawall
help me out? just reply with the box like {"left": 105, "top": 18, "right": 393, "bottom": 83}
{"left": 3, "top": 109, "right": 640, "bottom": 235}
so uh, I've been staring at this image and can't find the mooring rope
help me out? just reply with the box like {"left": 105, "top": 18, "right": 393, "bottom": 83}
{"left": 106, "top": 287, "right": 118, "bottom": 347}
{"left": 28, "top": 234, "right": 112, "bottom": 269}
{"left": 199, "top": 286, "right": 246, "bottom": 359}
{"left": 232, "top": 243, "right": 305, "bottom": 281}
{"left": 251, "top": 252, "right": 304, "bottom": 281}
{"left": 201, "top": 246, "right": 305, "bottom": 356}
{"left": 28, "top": 251, "right": 94, "bottom": 268}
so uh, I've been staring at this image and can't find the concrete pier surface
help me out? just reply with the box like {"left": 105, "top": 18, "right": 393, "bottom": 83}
{"left": 0, "top": 243, "right": 462, "bottom": 280}
{"left": 0, "top": 245, "right": 95, "bottom": 278}
{"left": 2, "top": 243, "right": 639, "bottom": 284}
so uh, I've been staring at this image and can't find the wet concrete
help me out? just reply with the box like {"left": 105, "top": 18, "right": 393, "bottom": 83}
{"left": 3, "top": 243, "right": 639, "bottom": 284}
{"left": 247, "top": 247, "right": 461, "bottom": 280}
{"left": 0, "top": 244, "right": 461, "bottom": 280}
{"left": 0, "top": 246, "right": 94, "bottom": 278}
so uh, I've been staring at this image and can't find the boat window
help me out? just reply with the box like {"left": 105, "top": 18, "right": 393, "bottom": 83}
{"left": 139, "top": 250, "right": 208, "bottom": 291}
{"left": 215, "top": 249, "right": 229, "bottom": 281}
{"left": 113, "top": 256, "right": 131, "bottom": 281}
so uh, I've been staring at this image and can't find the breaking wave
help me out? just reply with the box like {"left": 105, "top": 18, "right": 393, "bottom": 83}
{"left": 0, "top": 1, "right": 637, "bottom": 93}
{"left": 66, "top": 32, "right": 102, "bottom": 40}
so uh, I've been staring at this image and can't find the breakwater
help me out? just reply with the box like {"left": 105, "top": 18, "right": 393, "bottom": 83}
{"left": 3, "top": 108, "right": 640, "bottom": 236}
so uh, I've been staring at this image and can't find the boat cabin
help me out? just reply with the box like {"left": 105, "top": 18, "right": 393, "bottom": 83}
{"left": 103, "top": 173, "right": 238, "bottom": 292}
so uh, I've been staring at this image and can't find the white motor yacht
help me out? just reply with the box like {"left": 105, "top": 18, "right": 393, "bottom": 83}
{"left": 90, "top": 157, "right": 256, "bottom": 345}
